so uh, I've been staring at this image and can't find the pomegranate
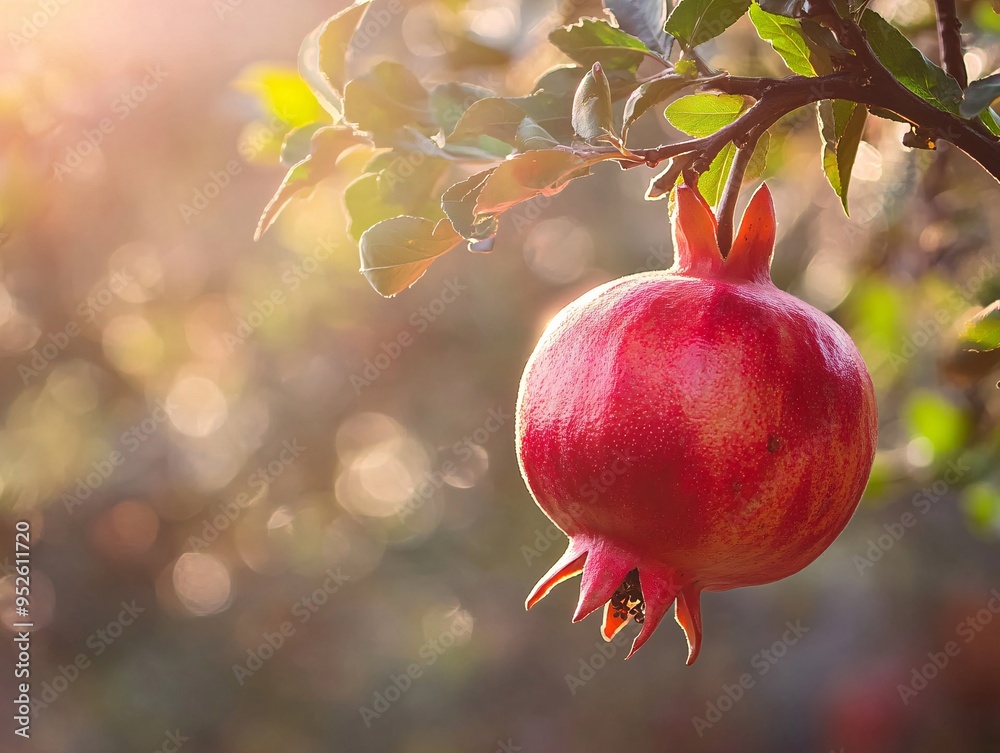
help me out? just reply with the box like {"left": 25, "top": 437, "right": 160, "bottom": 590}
{"left": 517, "top": 184, "right": 877, "bottom": 663}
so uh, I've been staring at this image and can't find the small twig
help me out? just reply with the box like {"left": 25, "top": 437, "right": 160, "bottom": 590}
{"left": 715, "top": 135, "right": 761, "bottom": 257}
{"left": 933, "top": 0, "right": 968, "bottom": 88}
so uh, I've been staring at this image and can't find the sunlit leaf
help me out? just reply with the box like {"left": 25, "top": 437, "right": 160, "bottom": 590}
{"left": 255, "top": 127, "right": 365, "bottom": 239}
{"left": 441, "top": 170, "right": 499, "bottom": 240}
{"left": 549, "top": 18, "right": 652, "bottom": 72}
{"left": 818, "top": 99, "right": 868, "bottom": 213}
{"left": 623, "top": 74, "right": 693, "bottom": 138}
{"left": 860, "top": 9, "right": 963, "bottom": 115}
{"left": 748, "top": 4, "right": 830, "bottom": 76}
{"left": 475, "top": 150, "right": 609, "bottom": 215}
{"left": 317, "top": 1, "right": 373, "bottom": 91}
{"left": 665, "top": 0, "right": 752, "bottom": 48}
{"left": 236, "top": 65, "right": 329, "bottom": 128}
{"left": 664, "top": 92, "right": 748, "bottom": 136}
{"left": 343, "top": 61, "right": 433, "bottom": 139}
{"left": 604, "top": 0, "right": 673, "bottom": 57}
{"left": 448, "top": 98, "right": 529, "bottom": 145}
{"left": 429, "top": 83, "right": 497, "bottom": 134}
{"left": 280, "top": 123, "right": 326, "bottom": 165}
{"left": 359, "top": 217, "right": 464, "bottom": 296}
{"left": 344, "top": 155, "right": 449, "bottom": 240}
{"left": 572, "top": 63, "right": 617, "bottom": 142}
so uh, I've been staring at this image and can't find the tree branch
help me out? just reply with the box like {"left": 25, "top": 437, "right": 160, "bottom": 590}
{"left": 716, "top": 131, "right": 764, "bottom": 257}
{"left": 934, "top": 0, "right": 968, "bottom": 88}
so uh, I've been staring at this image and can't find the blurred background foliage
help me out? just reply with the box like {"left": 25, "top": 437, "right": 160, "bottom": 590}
{"left": 1, "top": 0, "right": 1000, "bottom": 751}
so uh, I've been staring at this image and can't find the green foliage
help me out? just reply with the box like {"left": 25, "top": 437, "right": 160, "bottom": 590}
{"left": 664, "top": 92, "right": 748, "bottom": 136}
{"left": 859, "top": 9, "right": 964, "bottom": 115}
{"left": 960, "top": 301, "right": 1000, "bottom": 352}
{"left": 748, "top": 4, "right": 828, "bottom": 76}
{"left": 818, "top": 99, "right": 867, "bottom": 212}
{"left": 548, "top": 18, "right": 654, "bottom": 72}
{"left": 359, "top": 217, "right": 463, "bottom": 296}
{"left": 256, "top": 127, "right": 364, "bottom": 239}
{"left": 623, "top": 73, "right": 697, "bottom": 139}
{"left": 572, "top": 64, "right": 617, "bottom": 142}
{"left": 665, "top": 0, "right": 752, "bottom": 48}
{"left": 605, "top": 0, "right": 673, "bottom": 57}
{"left": 256, "top": 0, "right": 1000, "bottom": 301}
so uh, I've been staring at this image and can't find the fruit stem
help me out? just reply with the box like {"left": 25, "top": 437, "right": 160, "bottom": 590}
{"left": 715, "top": 136, "right": 759, "bottom": 258}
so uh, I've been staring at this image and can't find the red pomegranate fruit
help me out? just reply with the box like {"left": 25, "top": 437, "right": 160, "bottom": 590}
{"left": 517, "top": 184, "right": 877, "bottom": 664}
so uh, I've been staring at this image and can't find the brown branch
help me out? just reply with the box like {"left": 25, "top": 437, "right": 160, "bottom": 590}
{"left": 716, "top": 131, "right": 764, "bottom": 257}
{"left": 934, "top": 0, "right": 968, "bottom": 88}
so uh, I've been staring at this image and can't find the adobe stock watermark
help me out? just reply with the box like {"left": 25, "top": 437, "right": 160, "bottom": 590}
{"left": 223, "top": 235, "right": 341, "bottom": 352}
{"left": 19, "top": 269, "right": 134, "bottom": 386}
{"left": 358, "top": 610, "right": 473, "bottom": 727}
{"left": 853, "top": 457, "right": 970, "bottom": 574}
{"left": 52, "top": 66, "right": 168, "bottom": 181}
{"left": 232, "top": 567, "right": 350, "bottom": 684}
{"left": 30, "top": 600, "right": 144, "bottom": 717}
{"left": 151, "top": 730, "right": 188, "bottom": 753}
{"left": 8, "top": 0, "right": 72, "bottom": 51}
{"left": 178, "top": 160, "right": 243, "bottom": 223}
{"left": 186, "top": 438, "right": 306, "bottom": 550}
{"left": 395, "top": 406, "right": 511, "bottom": 523}
{"left": 62, "top": 398, "right": 179, "bottom": 513}
{"left": 692, "top": 620, "right": 810, "bottom": 737}
{"left": 564, "top": 630, "right": 632, "bottom": 695}
{"left": 350, "top": 276, "right": 467, "bottom": 394}
{"left": 897, "top": 588, "right": 1000, "bottom": 705}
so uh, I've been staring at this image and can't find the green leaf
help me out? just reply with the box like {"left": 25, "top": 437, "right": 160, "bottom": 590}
{"left": 860, "top": 9, "right": 963, "bottom": 115}
{"left": 904, "top": 390, "right": 968, "bottom": 457}
{"left": 429, "top": 83, "right": 497, "bottom": 134}
{"left": 695, "top": 133, "right": 768, "bottom": 206}
{"left": 698, "top": 142, "right": 738, "bottom": 205}
{"left": 959, "top": 300, "right": 1000, "bottom": 351}
{"left": 622, "top": 73, "right": 694, "bottom": 138}
{"left": 280, "top": 123, "right": 327, "bottom": 166}
{"left": 256, "top": 127, "right": 365, "bottom": 239}
{"left": 604, "top": 0, "right": 674, "bottom": 57}
{"left": 344, "top": 155, "right": 449, "bottom": 240}
{"left": 317, "top": 1, "right": 372, "bottom": 92}
{"left": 343, "top": 61, "right": 432, "bottom": 139}
{"left": 818, "top": 99, "right": 868, "bottom": 213}
{"left": 745, "top": 130, "right": 771, "bottom": 179}
{"left": 962, "top": 483, "right": 1000, "bottom": 533}
{"left": 748, "top": 4, "right": 829, "bottom": 76}
{"left": 345, "top": 174, "right": 407, "bottom": 240}
{"left": 961, "top": 72, "right": 1000, "bottom": 118}
{"left": 475, "top": 150, "right": 607, "bottom": 215}
{"left": 549, "top": 18, "right": 652, "bottom": 72}
{"left": 360, "top": 217, "right": 463, "bottom": 297}
{"left": 982, "top": 108, "right": 1000, "bottom": 136}
{"left": 441, "top": 170, "right": 499, "bottom": 240}
{"left": 298, "top": 22, "right": 344, "bottom": 119}
{"left": 572, "top": 63, "right": 617, "bottom": 142}
{"left": 665, "top": 0, "right": 752, "bottom": 48}
{"left": 448, "top": 98, "right": 529, "bottom": 145}
{"left": 515, "top": 118, "right": 560, "bottom": 151}
{"left": 664, "top": 92, "right": 748, "bottom": 136}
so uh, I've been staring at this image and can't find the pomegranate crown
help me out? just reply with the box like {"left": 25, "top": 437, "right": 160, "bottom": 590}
{"left": 669, "top": 182, "right": 776, "bottom": 283}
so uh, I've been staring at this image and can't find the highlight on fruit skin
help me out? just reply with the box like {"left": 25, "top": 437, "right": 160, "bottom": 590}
{"left": 516, "top": 183, "right": 878, "bottom": 664}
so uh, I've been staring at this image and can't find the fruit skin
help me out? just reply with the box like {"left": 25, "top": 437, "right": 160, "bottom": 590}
{"left": 517, "top": 184, "right": 877, "bottom": 663}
